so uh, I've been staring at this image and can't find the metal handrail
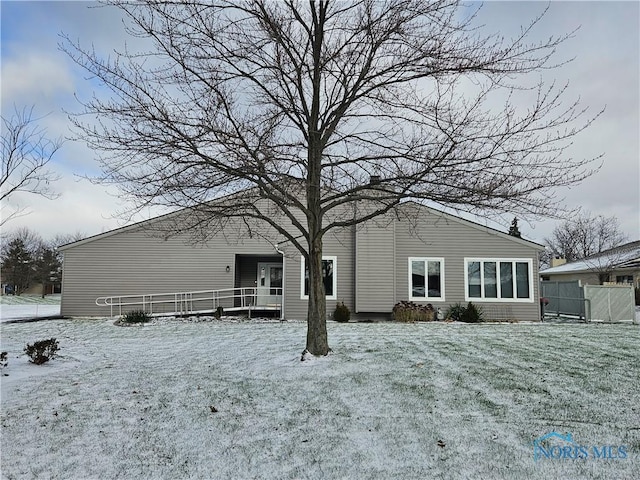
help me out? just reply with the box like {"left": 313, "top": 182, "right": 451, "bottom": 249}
{"left": 96, "top": 287, "right": 283, "bottom": 317}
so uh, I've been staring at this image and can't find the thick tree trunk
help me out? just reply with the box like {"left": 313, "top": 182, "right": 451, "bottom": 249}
{"left": 303, "top": 3, "right": 330, "bottom": 358}
{"left": 305, "top": 238, "right": 330, "bottom": 356}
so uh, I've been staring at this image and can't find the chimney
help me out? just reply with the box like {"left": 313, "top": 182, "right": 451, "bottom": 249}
{"left": 551, "top": 257, "right": 567, "bottom": 267}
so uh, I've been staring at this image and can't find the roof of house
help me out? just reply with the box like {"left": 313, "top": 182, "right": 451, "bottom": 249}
{"left": 59, "top": 188, "right": 545, "bottom": 252}
{"left": 540, "top": 240, "right": 640, "bottom": 275}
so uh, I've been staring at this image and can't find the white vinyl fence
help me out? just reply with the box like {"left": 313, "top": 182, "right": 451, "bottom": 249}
{"left": 583, "top": 284, "right": 636, "bottom": 323}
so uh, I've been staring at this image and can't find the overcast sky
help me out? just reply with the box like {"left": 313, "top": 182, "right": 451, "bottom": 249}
{"left": 1, "top": 1, "right": 639, "bottom": 245}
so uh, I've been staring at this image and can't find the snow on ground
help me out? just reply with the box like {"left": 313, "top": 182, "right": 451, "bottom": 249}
{"left": 1, "top": 318, "right": 638, "bottom": 479}
{"left": 0, "top": 295, "right": 61, "bottom": 323}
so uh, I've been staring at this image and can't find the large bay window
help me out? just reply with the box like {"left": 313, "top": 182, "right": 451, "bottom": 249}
{"left": 408, "top": 257, "right": 445, "bottom": 301}
{"left": 465, "top": 258, "right": 533, "bottom": 302}
{"left": 301, "top": 256, "right": 337, "bottom": 300}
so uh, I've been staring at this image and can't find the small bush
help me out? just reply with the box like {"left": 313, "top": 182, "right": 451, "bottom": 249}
{"left": 214, "top": 306, "right": 224, "bottom": 319}
{"left": 333, "top": 302, "right": 351, "bottom": 323}
{"left": 392, "top": 301, "right": 435, "bottom": 322}
{"left": 446, "top": 302, "right": 483, "bottom": 323}
{"left": 0, "top": 351, "right": 7, "bottom": 368}
{"left": 122, "top": 310, "right": 151, "bottom": 324}
{"left": 24, "top": 338, "right": 59, "bottom": 365}
{"left": 445, "top": 303, "right": 466, "bottom": 322}
{"left": 460, "top": 302, "right": 483, "bottom": 323}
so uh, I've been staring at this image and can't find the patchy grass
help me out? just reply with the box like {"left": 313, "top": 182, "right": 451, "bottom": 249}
{"left": 0, "top": 295, "right": 61, "bottom": 305}
{"left": 1, "top": 319, "right": 638, "bottom": 479}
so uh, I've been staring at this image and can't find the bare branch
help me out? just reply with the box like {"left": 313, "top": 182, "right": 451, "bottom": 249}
{"left": 545, "top": 211, "right": 629, "bottom": 263}
{"left": 1, "top": 106, "right": 62, "bottom": 226}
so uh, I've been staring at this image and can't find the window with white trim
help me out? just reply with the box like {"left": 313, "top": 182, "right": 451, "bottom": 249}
{"left": 301, "top": 256, "right": 337, "bottom": 300}
{"left": 408, "top": 257, "right": 445, "bottom": 301}
{"left": 465, "top": 258, "right": 533, "bottom": 302}
{"left": 616, "top": 275, "right": 633, "bottom": 284}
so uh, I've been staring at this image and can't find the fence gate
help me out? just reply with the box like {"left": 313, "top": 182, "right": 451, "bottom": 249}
{"left": 584, "top": 284, "right": 635, "bottom": 323}
{"left": 541, "top": 281, "right": 585, "bottom": 319}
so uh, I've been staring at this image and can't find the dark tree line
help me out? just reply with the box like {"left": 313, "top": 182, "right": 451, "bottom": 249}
{"left": 0, "top": 228, "right": 82, "bottom": 296}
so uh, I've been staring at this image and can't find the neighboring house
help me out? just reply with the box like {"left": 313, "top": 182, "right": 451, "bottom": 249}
{"left": 20, "top": 283, "right": 61, "bottom": 296}
{"left": 540, "top": 240, "right": 640, "bottom": 287}
{"left": 59, "top": 199, "right": 545, "bottom": 321}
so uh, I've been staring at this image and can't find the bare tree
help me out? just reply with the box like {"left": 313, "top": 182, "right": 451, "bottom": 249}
{"left": 0, "top": 226, "right": 44, "bottom": 259}
{"left": 545, "top": 212, "right": 628, "bottom": 263}
{"left": 1, "top": 106, "right": 62, "bottom": 226}
{"left": 63, "top": 1, "right": 600, "bottom": 355}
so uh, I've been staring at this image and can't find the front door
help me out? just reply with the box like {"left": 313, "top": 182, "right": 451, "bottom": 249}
{"left": 256, "top": 263, "right": 283, "bottom": 306}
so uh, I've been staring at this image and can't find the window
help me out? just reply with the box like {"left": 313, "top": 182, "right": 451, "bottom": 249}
{"left": 616, "top": 275, "right": 633, "bottom": 284}
{"left": 301, "top": 256, "right": 337, "bottom": 300}
{"left": 408, "top": 258, "right": 444, "bottom": 301}
{"left": 465, "top": 259, "right": 533, "bottom": 302}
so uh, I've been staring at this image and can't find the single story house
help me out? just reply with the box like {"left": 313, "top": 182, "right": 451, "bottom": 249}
{"left": 540, "top": 240, "right": 640, "bottom": 288}
{"left": 59, "top": 200, "right": 545, "bottom": 321}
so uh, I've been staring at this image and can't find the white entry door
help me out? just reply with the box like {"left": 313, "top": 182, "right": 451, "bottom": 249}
{"left": 256, "top": 263, "right": 283, "bottom": 306}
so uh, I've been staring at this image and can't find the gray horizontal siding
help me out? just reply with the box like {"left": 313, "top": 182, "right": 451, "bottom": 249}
{"left": 282, "top": 226, "right": 355, "bottom": 321}
{"left": 62, "top": 198, "right": 542, "bottom": 322}
{"left": 61, "top": 221, "right": 281, "bottom": 317}
{"left": 355, "top": 218, "right": 395, "bottom": 312}
{"left": 61, "top": 202, "right": 355, "bottom": 320}
{"left": 393, "top": 207, "right": 541, "bottom": 322}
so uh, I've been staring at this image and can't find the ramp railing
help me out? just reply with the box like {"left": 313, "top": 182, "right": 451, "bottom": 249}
{"left": 96, "top": 287, "right": 282, "bottom": 318}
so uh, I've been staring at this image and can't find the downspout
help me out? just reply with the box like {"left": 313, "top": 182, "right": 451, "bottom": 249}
{"left": 275, "top": 244, "right": 285, "bottom": 320}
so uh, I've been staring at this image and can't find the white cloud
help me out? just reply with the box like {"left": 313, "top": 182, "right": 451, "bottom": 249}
{"left": 1, "top": 53, "right": 74, "bottom": 102}
{"left": 3, "top": 177, "right": 127, "bottom": 241}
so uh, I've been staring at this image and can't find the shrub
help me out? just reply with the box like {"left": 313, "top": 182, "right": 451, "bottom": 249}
{"left": 460, "top": 302, "right": 483, "bottom": 323}
{"left": 445, "top": 303, "right": 466, "bottom": 322}
{"left": 333, "top": 302, "right": 351, "bottom": 323}
{"left": 0, "top": 351, "right": 7, "bottom": 368}
{"left": 24, "top": 338, "right": 59, "bottom": 365}
{"left": 122, "top": 310, "right": 151, "bottom": 324}
{"left": 392, "top": 301, "right": 435, "bottom": 322}
{"left": 446, "top": 302, "right": 483, "bottom": 323}
{"left": 214, "top": 306, "right": 224, "bottom": 319}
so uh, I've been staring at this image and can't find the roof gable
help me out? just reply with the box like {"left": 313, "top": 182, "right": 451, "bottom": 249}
{"left": 60, "top": 190, "right": 545, "bottom": 252}
{"left": 398, "top": 201, "right": 545, "bottom": 250}
{"left": 540, "top": 240, "right": 640, "bottom": 275}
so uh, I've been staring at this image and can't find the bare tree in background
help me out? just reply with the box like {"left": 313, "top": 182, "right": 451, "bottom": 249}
{"left": 545, "top": 211, "right": 628, "bottom": 263}
{"left": 64, "top": 0, "right": 600, "bottom": 356}
{"left": 545, "top": 212, "right": 630, "bottom": 283}
{"left": 1, "top": 106, "right": 62, "bottom": 226}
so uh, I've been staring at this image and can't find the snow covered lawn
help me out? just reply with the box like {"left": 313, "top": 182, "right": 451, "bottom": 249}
{"left": 1, "top": 319, "right": 638, "bottom": 479}
{"left": 0, "top": 295, "right": 61, "bottom": 323}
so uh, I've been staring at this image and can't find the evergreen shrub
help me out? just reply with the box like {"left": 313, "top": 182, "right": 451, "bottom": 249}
{"left": 122, "top": 310, "right": 151, "bottom": 324}
{"left": 333, "top": 302, "right": 351, "bottom": 323}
